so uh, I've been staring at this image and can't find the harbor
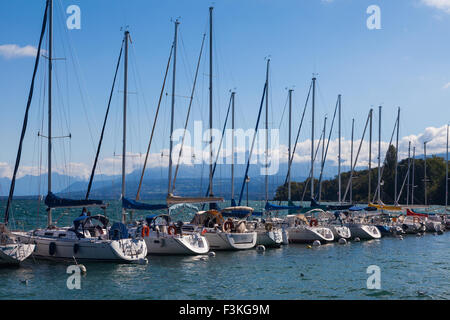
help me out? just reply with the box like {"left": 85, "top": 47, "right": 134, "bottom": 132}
{"left": 0, "top": 0, "right": 449, "bottom": 302}
{"left": 0, "top": 200, "right": 449, "bottom": 300}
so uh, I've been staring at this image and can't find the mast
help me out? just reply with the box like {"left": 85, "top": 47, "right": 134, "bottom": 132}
{"left": 394, "top": 107, "right": 400, "bottom": 205}
{"left": 406, "top": 141, "right": 411, "bottom": 206}
{"left": 368, "top": 109, "right": 373, "bottom": 203}
{"left": 288, "top": 89, "right": 293, "bottom": 202}
{"left": 311, "top": 76, "right": 316, "bottom": 200}
{"left": 319, "top": 116, "right": 327, "bottom": 202}
{"left": 446, "top": 124, "right": 449, "bottom": 208}
{"left": 377, "top": 106, "right": 382, "bottom": 204}
{"left": 412, "top": 146, "right": 416, "bottom": 205}
{"left": 424, "top": 141, "right": 427, "bottom": 206}
{"left": 231, "top": 91, "right": 235, "bottom": 204}
{"left": 168, "top": 20, "right": 179, "bottom": 195}
{"left": 47, "top": 0, "right": 53, "bottom": 226}
{"left": 121, "top": 30, "right": 129, "bottom": 223}
{"left": 4, "top": 0, "right": 49, "bottom": 225}
{"left": 338, "top": 94, "right": 342, "bottom": 203}
{"left": 350, "top": 118, "right": 354, "bottom": 203}
{"left": 209, "top": 6, "right": 214, "bottom": 199}
{"left": 265, "top": 58, "right": 270, "bottom": 203}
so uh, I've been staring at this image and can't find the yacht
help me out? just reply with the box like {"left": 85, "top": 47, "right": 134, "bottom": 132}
{"left": 285, "top": 214, "right": 334, "bottom": 244}
{"left": 188, "top": 210, "right": 257, "bottom": 250}
{"left": 128, "top": 213, "right": 209, "bottom": 255}
{"left": 0, "top": 224, "right": 35, "bottom": 265}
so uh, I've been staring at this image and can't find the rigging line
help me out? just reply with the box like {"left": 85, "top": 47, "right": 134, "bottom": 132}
{"left": 4, "top": 0, "right": 49, "bottom": 225}
{"left": 136, "top": 44, "right": 174, "bottom": 200}
{"left": 342, "top": 110, "right": 372, "bottom": 202}
{"left": 315, "top": 96, "right": 339, "bottom": 198}
{"left": 172, "top": 34, "right": 206, "bottom": 193}
{"left": 278, "top": 92, "right": 290, "bottom": 130}
{"left": 301, "top": 129, "right": 325, "bottom": 202}
{"left": 58, "top": 0, "right": 98, "bottom": 154}
{"left": 396, "top": 160, "right": 411, "bottom": 204}
{"left": 238, "top": 82, "right": 267, "bottom": 206}
{"left": 277, "top": 81, "right": 312, "bottom": 204}
{"left": 372, "top": 114, "right": 398, "bottom": 203}
{"left": 129, "top": 47, "right": 143, "bottom": 157}
{"left": 201, "top": 93, "right": 233, "bottom": 210}
{"left": 85, "top": 40, "right": 124, "bottom": 200}
{"left": 129, "top": 44, "right": 151, "bottom": 124}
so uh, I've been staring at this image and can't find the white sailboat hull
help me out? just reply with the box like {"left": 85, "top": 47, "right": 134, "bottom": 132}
{"left": 287, "top": 226, "right": 334, "bottom": 243}
{"left": 204, "top": 230, "right": 257, "bottom": 250}
{"left": 144, "top": 233, "right": 209, "bottom": 255}
{"left": 329, "top": 225, "right": 351, "bottom": 240}
{"left": 346, "top": 224, "right": 381, "bottom": 240}
{"left": 14, "top": 232, "right": 147, "bottom": 262}
{"left": 255, "top": 229, "right": 283, "bottom": 248}
{"left": 0, "top": 243, "right": 35, "bottom": 265}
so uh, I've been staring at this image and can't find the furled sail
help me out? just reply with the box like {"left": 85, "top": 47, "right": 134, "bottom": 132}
{"left": 122, "top": 198, "right": 167, "bottom": 211}
{"left": 45, "top": 192, "right": 106, "bottom": 209}
{"left": 166, "top": 194, "right": 224, "bottom": 206}
{"left": 265, "top": 202, "right": 303, "bottom": 211}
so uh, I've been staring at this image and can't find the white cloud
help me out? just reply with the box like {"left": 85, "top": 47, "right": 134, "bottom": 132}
{"left": 443, "top": 82, "right": 450, "bottom": 89}
{"left": 421, "top": 0, "right": 450, "bottom": 13}
{"left": 0, "top": 125, "right": 448, "bottom": 180}
{"left": 0, "top": 44, "right": 40, "bottom": 59}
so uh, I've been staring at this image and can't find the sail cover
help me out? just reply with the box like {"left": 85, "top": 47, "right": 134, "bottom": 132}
{"left": 122, "top": 198, "right": 167, "bottom": 211}
{"left": 265, "top": 202, "right": 303, "bottom": 211}
{"left": 166, "top": 194, "right": 224, "bottom": 206}
{"left": 406, "top": 208, "right": 428, "bottom": 217}
{"left": 45, "top": 192, "right": 106, "bottom": 209}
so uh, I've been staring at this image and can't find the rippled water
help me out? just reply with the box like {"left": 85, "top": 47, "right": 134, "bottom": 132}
{"left": 0, "top": 200, "right": 449, "bottom": 299}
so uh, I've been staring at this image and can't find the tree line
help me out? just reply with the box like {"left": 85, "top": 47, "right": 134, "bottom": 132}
{"left": 275, "top": 145, "right": 449, "bottom": 205}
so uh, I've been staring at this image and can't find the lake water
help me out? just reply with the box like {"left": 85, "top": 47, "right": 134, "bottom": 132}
{"left": 0, "top": 200, "right": 449, "bottom": 300}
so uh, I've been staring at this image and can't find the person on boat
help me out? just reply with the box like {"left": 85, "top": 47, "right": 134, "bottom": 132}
{"left": 79, "top": 207, "right": 87, "bottom": 217}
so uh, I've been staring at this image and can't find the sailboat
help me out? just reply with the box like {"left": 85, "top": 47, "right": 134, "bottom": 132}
{"left": 368, "top": 107, "right": 403, "bottom": 211}
{"left": 185, "top": 7, "right": 256, "bottom": 250}
{"left": 122, "top": 22, "right": 209, "bottom": 255}
{"left": 0, "top": 224, "right": 35, "bottom": 266}
{"left": 243, "top": 64, "right": 283, "bottom": 248}
{"left": 12, "top": 1, "right": 147, "bottom": 263}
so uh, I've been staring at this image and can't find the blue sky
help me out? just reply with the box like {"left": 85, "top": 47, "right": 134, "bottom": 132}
{"left": 0, "top": 0, "right": 449, "bottom": 181}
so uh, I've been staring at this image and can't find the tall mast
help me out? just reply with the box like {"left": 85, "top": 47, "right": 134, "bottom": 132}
{"left": 209, "top": 7, "right": 214, "bottom": 199}
{"left": 394, "top": 107, "right": 400, "bottom": 205}
{"left": 288, "top": 89, "right": 293, "bottom": 202}
{"left": 377, "top": 106, "right": 382, "bottom": 204}
{"left": 446, "top": 124, "right": 449, "bottom": 208}
{"left": 168, "top": 20, "right": 179, "bottom": 195}
{"left": 350, "top": 118, "right": 354, "bottom": 203}
{"left": 338, "top": 94, "right": 342, "bottom": 203}
{"left": 406, "top": 141, "right": 411, "bottom": 206}
{"left": 311, "top": 76, "right": 316, "bottom": 200}
{"left": 368, "top": 109, "right": 373, "bottom": 203}
{"left": 231, "top": 91, "right": 235, "bottom": 204}
{"left": 47, "top": 0, "right": 53, "bottom": 226}
{"left": 412, "top": 146, "right": 416, "bottom": 205}
{"left": 319, "top": 116, "right": 327, "bottom": 202}
{"left": 265, "top": 59, "right": 270, "bottom": 203}
{"left": 121, "top": 30, "right": 129, "bottom": 223}
{"left": 424, "top": 141, "right": 427, "bottom": 206}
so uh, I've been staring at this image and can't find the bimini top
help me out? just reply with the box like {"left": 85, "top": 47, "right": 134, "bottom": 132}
{"left": 122, "top": 197, "right": 168, "bottom": 211}
{"left": 45, "top": 192, "right": 106, "bottom": 209}
{"left": 73, "top": 214, "right": 109, "bottom": 231}
{"left": 221, "top": 206, "right": 254, "bottom": 218}
{"left": 145, "top": 214, "right": 171, "bottom": 226}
